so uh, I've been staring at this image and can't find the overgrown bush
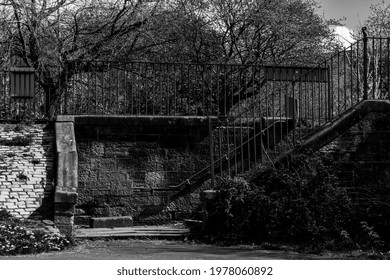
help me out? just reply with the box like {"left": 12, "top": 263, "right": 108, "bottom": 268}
{"left": 0, "top": 210, "right": 71, "bottom": 256}
{"left": 201, "top": 152, "right": 389, "bottom": 252}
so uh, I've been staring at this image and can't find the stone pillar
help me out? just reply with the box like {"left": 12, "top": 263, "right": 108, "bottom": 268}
{"left": 54, "top": 116, "right": 78, "bottom": 236}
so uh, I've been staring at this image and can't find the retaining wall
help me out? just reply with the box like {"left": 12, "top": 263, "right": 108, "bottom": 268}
{"left": 73, "top": 116, "right": 215, "bottom": 225}
{"left": 2, "top": 111, "right": 390, "bottom": 234}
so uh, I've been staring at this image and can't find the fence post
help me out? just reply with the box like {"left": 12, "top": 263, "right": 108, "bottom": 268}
{"left": 362, "top": 27, "right": 368, "bottom": 100}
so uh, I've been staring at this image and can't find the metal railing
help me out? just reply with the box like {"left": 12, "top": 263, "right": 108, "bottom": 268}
{"left": 58, "top": 61, "right": 267, "bottom": 117}
{"left": 2, "top": 29, "right": 390, "bottom": 185}
{"left": 175, "top": 30, "right": 390, "bottom": 187}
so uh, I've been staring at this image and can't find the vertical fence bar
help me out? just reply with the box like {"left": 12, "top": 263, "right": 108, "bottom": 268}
{"left": 379, "top": 37, "right": 383, "bottom": 99}
{"left": 292, "top": 81, "right": 296, "bottom": 145}
{"left": 202, "top": 65, "right": 206, "bottom": 116}
{"left": 357, "top": 40, "right": 360, "bottom": 100}
{"left": 145, "top": 63, "right": 149, "bottom": 115}
{"left": 386, "top": 38, "right": 390, "bottom": 99}
{"left": 208, "top": 117, "right": 215, "bottom": 189}
{"left": 100, "top": 62, "right": 105, "bottom": 115}
{"left": 152, "top": 63, "right": 156, "bottom": 115}
{"left": 343, "top": 49, "right": 347, "bottom": 110}
{"left": 238, "top": 66, "right": 244, "bottom": 173}
{"left": 363, "top": 27, "right": 369, "bottom": 100}
{"left": 167, "top": 63, "right": 170, "bottom": 115}
{"left": 137, "top": 63, "right": 141, "bottom": 115}
{"left": 372, "top": 38, "right": 376, "bottom": 98}
{"left": 232, "top": 65, "right": 237, "bottom": 175}
{"left": 245, "top": 66, "right": 250, "bottom": 171}
{"left": 267, "top": 70, "right": 271, "bottom": 151}
{"left": 252, "top": 66, "right": 257, "bottom": 166}
{"left": 327, "top": 65, "right": 332, "bottom": 122}
{"left": 174, "top": 63, "right": 178, "bottom": 115}
{"left": 72, "top": 62, "right": 76, "bottom": 115}
{"left": 116, "top": 63, "right": 120, "bottom": 114}
{"left": 87, "top": 63, "right": 91, "bottom": 114}
{"left": 350, "top": 45, "right": 354, "bottom": 106}
{"left": 94, "top": 63, "right": 98, "bottom": 114}
{"left": 337, "top": 51, "right": 340, "bottom": 113}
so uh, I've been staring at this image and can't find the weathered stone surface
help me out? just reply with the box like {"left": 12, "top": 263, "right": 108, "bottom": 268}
{"left": 54, "top": 121, "right": 78, "bottom": 235}
{"left": 54, "top": 191, "right": 78, "bottom": 203}
{"left": 74, "top": 116, "right": 213, "bottom": 224}
{"left": 55, "top": 203, "right": 76, "bottom": 216}
{"left": 56, "top": 115, "right": 75, "bottom": 123}
{"left": 55, "top": 122, "right": 78, "bottom": 192}
{"left": 55, "top": 224, "right": 73, "bottom": 236}
{"left": 74, "top": 215, "right": 91, "bottom": 226}
{"left": 54, "top": 215, "right": 74, "bottom": 225}
{"left": 90, "top": 216, "right": 133, "bottom": 228}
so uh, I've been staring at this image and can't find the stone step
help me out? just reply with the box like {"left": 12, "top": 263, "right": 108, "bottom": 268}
{"left": 74, "top": 226, "right": 190, "bottom": 239}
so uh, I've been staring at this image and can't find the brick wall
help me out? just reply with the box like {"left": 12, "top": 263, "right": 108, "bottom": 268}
{"left": 74, "top": 117, "right": 212, "bottom": 224}
{"left": 0, "top": 124, "right": 55, "bottom": 219}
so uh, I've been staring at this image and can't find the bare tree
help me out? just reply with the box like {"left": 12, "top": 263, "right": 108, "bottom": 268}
{"left": 0, "top": 0, "right": 339, "bottom": 116}
{"left": 0, "top": 0, "right": 164, "bottom": 116}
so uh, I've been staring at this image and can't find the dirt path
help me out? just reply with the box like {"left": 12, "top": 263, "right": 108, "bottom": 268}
{"left": 0, "top": 239, "right": 333, "bottom": 260}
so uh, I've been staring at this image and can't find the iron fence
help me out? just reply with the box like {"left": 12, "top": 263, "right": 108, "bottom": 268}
{"left": 174, "top": 33, "right": 390, "bottom": 187}
{"left": 58, "top": 61, "right": 266, "bottom": 117}
{"left": 2, "top": 30, "right": 390, "bottom": 185}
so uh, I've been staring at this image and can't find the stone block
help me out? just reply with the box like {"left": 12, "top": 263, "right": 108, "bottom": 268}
{"left": 55, "top": 203, "right": 76, "bottom": 216}
{"left": 145, "top": 171, "right": 166, "bottom": 188}
{"left": 56, "top": 224, "right": 74, "bottom": 236}
{"left": 74, "top": 215, "right": 91, "bottom": 226}
{"left": 104, "top": 145, "right": 130, "bottom": 157}
{"left": 54, "top": 215, "right": 74, "bottom": 225}
{"left": 90, "top": 142, "right": 105, "bottom": 156}
{"left": 56, "top": 115, "right": 75, "bottom": 123}
{"left": 90, "top": 216, "right": 133, "bottom": 228}
{"left": 54, "top": 191, "right": 78, "bottom": 203}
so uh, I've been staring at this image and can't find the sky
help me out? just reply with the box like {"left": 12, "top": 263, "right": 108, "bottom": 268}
{"left": 316, "top": 0, "right": 388, "bottom": 31}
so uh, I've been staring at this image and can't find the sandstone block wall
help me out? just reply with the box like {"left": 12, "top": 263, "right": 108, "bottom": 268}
{"left": 74, "top": 118, "right": 212, "bottom": 224}
{"left": 0, "top": 124, "right": 55, "bottom": 219}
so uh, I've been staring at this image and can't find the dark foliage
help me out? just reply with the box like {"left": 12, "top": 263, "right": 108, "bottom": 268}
{"left": 0, "top": 210, "right": 72, "bottom": 256}
{"left": 201, "top": 152, "right": 389, "bottom": 252}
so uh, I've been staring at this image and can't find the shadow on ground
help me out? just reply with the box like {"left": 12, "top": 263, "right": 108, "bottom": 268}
{"left": 0, "top": 239, "right": 333, "bottom": 260}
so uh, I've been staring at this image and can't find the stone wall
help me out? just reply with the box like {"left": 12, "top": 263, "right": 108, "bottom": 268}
{"left": 0, "top": 123, "right": 55, "bottom": 219}
{"left": 74, "top": 116, "right": 214, "bottom": 225}
{"left": 323, "top": 112, "right": 390, "bottom": 200}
